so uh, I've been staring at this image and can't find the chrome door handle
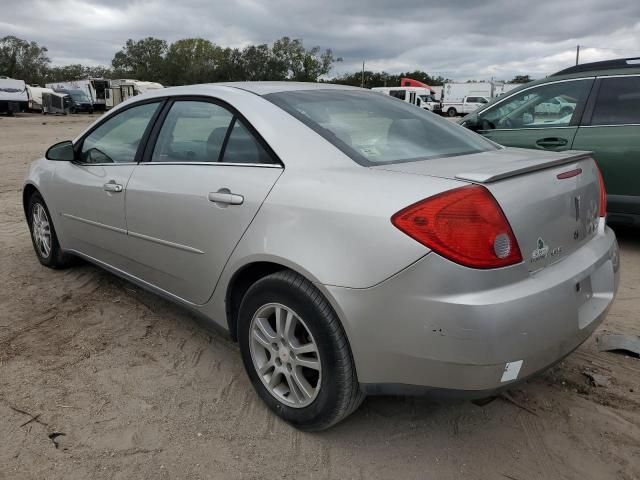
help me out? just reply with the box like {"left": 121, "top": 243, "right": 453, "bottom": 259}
{"left": 536, "top": 137, "right": 568, "bottom": 149}
{"left": 208, "top": 191, "right": 244, "bottom": 205}
{"left": 103, "top": 182, "right": 123, "bottom": 193}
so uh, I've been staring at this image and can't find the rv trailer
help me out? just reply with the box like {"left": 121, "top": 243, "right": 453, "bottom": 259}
{"left": 106, "top": 79, "right": 164, "bottom": 108}
{"left": 0, "top": 77, "right": 28, "bottom": 115}
{"left": 26, "top": 85, "right": 56, "bottom": 112}
{"left": 45, "top": 78, "right": 110, "bottom": 110}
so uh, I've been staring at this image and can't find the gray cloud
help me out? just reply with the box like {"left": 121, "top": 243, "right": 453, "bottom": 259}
{"left": 3, "top": 0, "right": 640, "bottom": 80}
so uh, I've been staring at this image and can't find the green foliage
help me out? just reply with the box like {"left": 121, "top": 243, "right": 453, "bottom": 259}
{"left": 0, "top": 36, "right": 50, "bottom": 85}
{"left": 109, "top": 36, "right": 339, "bottom": 85}
{"left": 112, "top": 37, "right": 168, "bottom": 80}
{"left": 45, "top": 64, "right": 112, "bottom": 83}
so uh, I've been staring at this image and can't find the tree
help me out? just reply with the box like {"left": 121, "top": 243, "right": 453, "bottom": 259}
{"left": 271, "top": 37, "right": 340, "bottom": 82}
{"left": 241, "top": 44, "right": 285, "bottom": 81}
{"left": 510, "top": 74, "right": 532, "bottom": 84}
{"left": 0, "top": 36, "right": 50, "bottom": 85}
{"left": 164, "top": 38, "right": 224, "bottom": 85}
{"left": 112, "top": 37, "right": 167, "bottom": 82}
{"left": 45, "top": 64, "right": 112, "bottom": 83}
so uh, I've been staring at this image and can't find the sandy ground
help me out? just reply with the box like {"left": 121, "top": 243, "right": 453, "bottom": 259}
{"left": 0, "top": 113, "right": 639, "bottom": 480}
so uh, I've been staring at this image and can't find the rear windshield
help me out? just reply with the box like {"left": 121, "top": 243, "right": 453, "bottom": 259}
{"left": 265, "top": 89, "right": 497, "bottom": 166}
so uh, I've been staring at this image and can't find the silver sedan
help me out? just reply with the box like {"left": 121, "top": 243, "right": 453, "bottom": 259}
{"left": 23, "top": 82, "right": 620, "bottom": 430}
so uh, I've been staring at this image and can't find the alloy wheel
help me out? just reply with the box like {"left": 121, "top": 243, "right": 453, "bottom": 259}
{"left": 31, "top": 203, "right": 52, "bottom": 258}
{"left": 249, "top": 303, "right": 322, "bottom": 408}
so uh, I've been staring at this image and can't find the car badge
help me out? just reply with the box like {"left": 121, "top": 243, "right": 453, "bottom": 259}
{"left": 531, "top": 237, "right": 549, "bottom": 262}
{"left": 574, "top": 195, "right": 581, "bottom": 221}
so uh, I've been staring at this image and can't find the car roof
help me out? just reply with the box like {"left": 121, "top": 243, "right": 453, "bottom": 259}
{"left": 156, "top": 81, "right": 363, "bottom": 97}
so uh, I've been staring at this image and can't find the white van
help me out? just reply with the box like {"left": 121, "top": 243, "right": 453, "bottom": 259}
{"left": 372, "top": 86, "right": 441, "bottom": 112}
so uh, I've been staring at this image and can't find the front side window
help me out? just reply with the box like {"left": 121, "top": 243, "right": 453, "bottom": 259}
{"left": 591, "top": 76, "right": 640, "bottom": 125}
{"left": 266, "top": 89, "right": 497, "bottom": 166}
{"left": 477, "top": 79, "right": 592, "bottom": 130}
{"left": 80, "top": 102, "right": 160, "bottom": 164}
{"left": 152, "top": 101, "right": 234, "bottom": 163}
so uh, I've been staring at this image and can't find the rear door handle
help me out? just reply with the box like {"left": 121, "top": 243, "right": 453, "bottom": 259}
{"left": 103, "top": 182, "right": 123, "bottom": 193}
{"left": 208, "top": 191, "right": 244, "bottom": 205}
{"left": 536, "top": 137, "right": 568, "bottom": 149}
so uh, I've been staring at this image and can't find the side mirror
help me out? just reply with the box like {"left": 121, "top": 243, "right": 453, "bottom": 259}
{"left": 45, "top": 140, "right": 75, "bottom": 161}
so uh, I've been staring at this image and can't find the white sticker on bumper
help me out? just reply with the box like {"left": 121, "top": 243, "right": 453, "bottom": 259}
{"left": 501, "top": 360, "right": 523, "bottom": 382}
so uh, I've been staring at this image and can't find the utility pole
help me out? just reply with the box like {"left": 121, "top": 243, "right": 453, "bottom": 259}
{"left": 576, "top": 45, "right": 580, "bottom": 65}
{"left": 361, "top": 60, "right": 365, "bottom": 88}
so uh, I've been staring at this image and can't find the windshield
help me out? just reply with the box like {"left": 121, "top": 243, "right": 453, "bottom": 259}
{"left": 266, "top": 89, "right": 496, "bottom": 166}
{"left": 69, "top": 90, "right": 90, "bottom": 102}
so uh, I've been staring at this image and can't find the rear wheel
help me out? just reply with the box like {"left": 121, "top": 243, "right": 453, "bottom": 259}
{"left": 238, "top": 270, "right": 364, "bottom": 431}
{"left": 447, "top": 107, "right": 458, "bottom": 117}
{"left": 27, "top": 193, "right": 73, "bottom": 268}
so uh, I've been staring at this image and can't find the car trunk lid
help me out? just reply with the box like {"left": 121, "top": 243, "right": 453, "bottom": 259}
{"left": 375, "top": 148, "right": 602, "bottom": 272}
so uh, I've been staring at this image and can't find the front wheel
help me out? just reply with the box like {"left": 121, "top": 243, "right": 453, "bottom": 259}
{"left": 238, "top": 271, "right": 364, "bottom": 431}
{"left": 27, "top": 192, "right": 73, "bottom": 268}
{"left": 447, "top": 107, "right": 458, "bottom": 117}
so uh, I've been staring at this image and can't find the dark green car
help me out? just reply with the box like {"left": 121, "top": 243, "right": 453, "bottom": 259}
{"left": 461, "top": 57, "right": 640, "bottom": 226}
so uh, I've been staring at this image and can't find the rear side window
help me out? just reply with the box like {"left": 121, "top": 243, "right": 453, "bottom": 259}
{"left": 591, "top": 76, "right": 640, "bottom": 125}
{"left": 477, "top": 79, "right": 592, "bottom": 130}
{"left": 266, "top": 89, "right": 496, "bottom": 166}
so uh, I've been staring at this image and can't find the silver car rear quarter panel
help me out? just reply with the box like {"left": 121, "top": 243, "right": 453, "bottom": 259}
{"left": 326, "top": 222, "right": 619, "bottom": 391}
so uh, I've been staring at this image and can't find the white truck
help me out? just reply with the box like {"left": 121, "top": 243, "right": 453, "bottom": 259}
{"left": 440, "top": 81, "right": 521, "bottom": 116}
{"left": 441, "top": 95, "right": 490, "bottom": 117}
{"left": 372, "top": 86, "right": 441, "bottom": 112}
{"left": 106, "top": 79, "right": 164, "bottom": 109}
{"left": 0, "top": 77, "right": 28, "bottom": 115}
{"left": 45, "top": 78, "right": 110, "bottom": 110}
{"left": 440, "top": 82, "right": 493, "bottom": 117}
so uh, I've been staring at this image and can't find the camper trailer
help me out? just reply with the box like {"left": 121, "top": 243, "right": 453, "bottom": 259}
{"left": 106, "top": 79, "right": 164, "bottom": 108}
{"left": 26, "top": 85, "right": 56, "bottom": 112}
{"left": 42, "top": 91, "right": 71, "bottom": 115}
{"left": 0, "top": 77, "right": 28, "bottom": 115}
{"left": 45, "top": 78, "right": 110, "bottom": 110}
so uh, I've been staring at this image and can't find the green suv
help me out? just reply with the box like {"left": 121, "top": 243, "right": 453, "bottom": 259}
{"left": 461, "top": 57, "right": 640, "bottom": 226}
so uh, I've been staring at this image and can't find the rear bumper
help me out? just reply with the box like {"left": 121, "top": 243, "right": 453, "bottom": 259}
{"left": 326, "top": 222, "right": 619, "bottom": 393}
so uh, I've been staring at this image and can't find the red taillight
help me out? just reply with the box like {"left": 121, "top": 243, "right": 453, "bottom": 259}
{"left": 596, "top": 166, "right": 607, "bottom": 217}
{"left": 391, "top": 185, "right": 523, "bottom": 269}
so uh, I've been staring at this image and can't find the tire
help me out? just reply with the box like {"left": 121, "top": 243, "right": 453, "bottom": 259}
{"left": 447, "top": 107, "right": 458, "bottom": 117}
{"left": 27, "top": 192, "right": 73, "bottom": 268}
{"left": 238, "top": 270, "right": 364, "bottom": 431}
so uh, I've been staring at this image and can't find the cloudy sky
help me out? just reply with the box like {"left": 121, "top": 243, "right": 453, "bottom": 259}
{"left": 3, "top": 0, "right": 640, "bottom": 80}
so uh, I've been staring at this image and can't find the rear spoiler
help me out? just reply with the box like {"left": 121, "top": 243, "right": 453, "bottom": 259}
{"left": 455, "top": 151, "right": 593, "bottom": 183}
